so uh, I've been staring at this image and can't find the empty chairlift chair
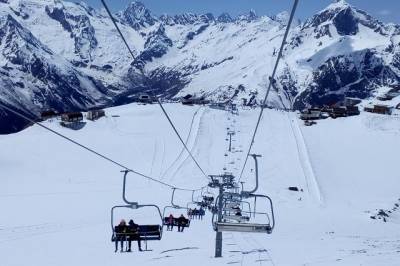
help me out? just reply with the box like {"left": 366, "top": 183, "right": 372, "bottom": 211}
{"left": 212, "top": 194, "right": 274, "bottom": 234}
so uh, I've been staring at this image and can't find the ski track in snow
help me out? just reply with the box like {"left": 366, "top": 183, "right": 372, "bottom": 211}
{"left": 286, "top": 112, "right": 324, "bottom": 205}
{"left": 160, "top": 106, "right": 204, "bottom": 182}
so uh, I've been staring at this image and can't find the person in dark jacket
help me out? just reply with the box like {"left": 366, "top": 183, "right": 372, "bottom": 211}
{"left": 114, "top": 219, "right": 127, "bottom": 252}
{"left": 127, "top": 220, "right": 142, "bottom": 252}
{"left": 199, "top": 208, "right": 205, "bottom": 220}
{"left": 177, "top": 214, "right": 188, "bottom": 232}
{"left": 193, "top": 208, "right": 198, "bottom": 220}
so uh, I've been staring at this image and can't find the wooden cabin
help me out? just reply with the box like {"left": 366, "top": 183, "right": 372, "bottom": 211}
{"left": 41, "top": 110, "right": 57, "bottom": 120}
{"left": 329, "top": 107, "right": 347, "bottom": 118}
{"left": 87, "top": 109, "right": 105, "bottom": 121}
{"left": 61, "top": 112, "right": 83, "bottom": 123}
{"left": 181, "top": 94, "right": 195, "bottom": 105}
{"left": 300, "top": 108, "right": 321, "bottom": 120}
{"left": 346, "top": 106, "right": 360, "bottom": 116}
{"left": 374, "top": 105, "right": 392, "bottom": 114}
{"left": 181, "top": 94, "right": 207, "bottom": 105}
{"left": 344, "top": 98, "right": 361, "bottom": 107}
{"left": 364, "top": 105, "right": 392, "bottom": 115}
{"left": 138, "top": 94, "right": 152, "bottom": 104}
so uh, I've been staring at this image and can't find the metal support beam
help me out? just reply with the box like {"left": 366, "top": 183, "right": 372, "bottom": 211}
{"left": 241, "top": 154, "right": 261, "bottom": 196}
{"left": 122, "top": 170, "right": 138, "bottom": 206}
{"left": 215, "top": 185, "right": 224, "bottom": 258}
{"left": 227, "top": 131, "right": 235, "bottom": 152}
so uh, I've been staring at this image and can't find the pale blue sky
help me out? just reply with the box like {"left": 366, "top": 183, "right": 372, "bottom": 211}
{"left": 68, "top": 0, "right": 400, "bottom": 24}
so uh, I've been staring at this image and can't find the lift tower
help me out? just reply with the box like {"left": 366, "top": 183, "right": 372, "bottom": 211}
{"left": 208, "top": 174, "right": 236, "bottom": 258}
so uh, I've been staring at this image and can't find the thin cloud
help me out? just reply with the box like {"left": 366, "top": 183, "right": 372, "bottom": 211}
{"left": 377, "top": 10, "right": 391, "bottom": 16}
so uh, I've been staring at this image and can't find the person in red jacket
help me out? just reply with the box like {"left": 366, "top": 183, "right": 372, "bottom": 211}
{"left": 167, "top": 214, "right": 174, "bottom": 231}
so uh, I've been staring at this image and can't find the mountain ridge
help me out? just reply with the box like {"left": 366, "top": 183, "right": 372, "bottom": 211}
{"left": 0, "top": 0, "right": 399, "bottom": 133}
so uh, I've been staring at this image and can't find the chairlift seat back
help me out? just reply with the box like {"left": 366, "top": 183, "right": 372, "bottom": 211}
{"left": 222, "top": 215, "right": 250, "bottom": 223}
{"left": 215, "top": 222, "right": 272, "bottom": 234}
{"left": 163, "top": 217, "right": 190, "bottom": 227}
{"left": 111, "top": 225, "right": 162, "bottom": 242}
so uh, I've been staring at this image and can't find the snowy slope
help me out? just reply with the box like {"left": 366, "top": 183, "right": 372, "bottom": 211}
{"left": 1, "top": 103, "right": 399, "bottom": 265}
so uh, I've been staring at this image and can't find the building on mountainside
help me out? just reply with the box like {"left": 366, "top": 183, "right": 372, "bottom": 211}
{"left": 87, "top": 109, "right": 105, "bottom": 121}
{"left": 61, "top": 112, "right": 83, "bottom": 123}
{"left": 181, "top": 94, "right": 208, "bottom": 105}
{"left": 396, "top": 103, "right": 400, "bottom": 110}
{"left": 329, "top": 107, "right": 348, "bottom": 119}
{"left": 364, "top": 105, "right": 392, "bottom": 115}
{"left": 60, "top": 112, "right": 85, "bottom": 130}
{"left": 138, "top": 93, "right": 153, "bottom": 104}
{"left": 344, "top": 97, "right": 362, "bottom": 107}
{"left": 304, "top": 120, "right": 317, "bottom": 126}
{"left": 300, "top": 108, "right": 322, "bottom": 120}
{"left": 345, "top": 106, "right": 360, "bottom": 116}
{"left": 181, "top": 94, "right": 196, "bottom": 105}
{"left": 40, "top": 110, "right": 58, "bottom": 121}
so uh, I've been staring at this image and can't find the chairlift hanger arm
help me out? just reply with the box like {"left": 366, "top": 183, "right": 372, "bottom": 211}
{"left": 241, "top": 154, "right": 261, "bottom": 195}
{"left": 171, "top": 188, "right": 179, "bottom": 208}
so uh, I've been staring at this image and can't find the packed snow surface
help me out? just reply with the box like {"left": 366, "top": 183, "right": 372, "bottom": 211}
{"left": 0, "top": 104, "right": 400, "bottom": 265}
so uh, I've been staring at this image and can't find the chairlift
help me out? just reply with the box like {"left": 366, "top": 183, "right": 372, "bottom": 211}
{"left": 186, "top": 190, "right": 203, "bottom": 209}
{"left": 111, "top": 204, "right": 163, "bottom": 251}
{"left": 111, "top": 171, "right": 163, "bottom": 251}
{"left": 212, "top": 193, "right": 274, "bottom": 234}
{"left": 222, "top": 199, "right": 252, "bottom": 223}
{"left": 202, "top": 190, "right": 215, "bottom": 204}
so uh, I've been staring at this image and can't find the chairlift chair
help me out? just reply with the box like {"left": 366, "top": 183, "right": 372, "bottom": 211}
{"left": 212, "top": 194, "right": 274, "bottom": 234}
{"left": 222, "top": 200, "right": 252, "bottom": 223}
{"left": 111, "top": 204, "right": 164, "bottom": 250}
{"left": 186, "top": 190, "right": 203, "bottom": 209}
{"left": 162, "top": 188, "right": 191, "bottom": 229}
{"left": 110, "top": 171, "right": 164, "bottom": 251}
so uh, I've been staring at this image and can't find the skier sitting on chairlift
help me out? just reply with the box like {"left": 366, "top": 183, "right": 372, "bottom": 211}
{"left": 114, "top": 219, "right": 127, "bottom": 253}
{"left": 199, "top": 208, "right": 205, "bottom": 220}
{"left": 192, "top": 208, "right": 198, "bottom": 219}
{"left": 177, "top": 214, "right": 188, "bottom": 232}
{"left": 127, "top": 220, "right": 142, "bottom": 252}
{"left": 167, "top": 214, "right": 174, "bottom": 231}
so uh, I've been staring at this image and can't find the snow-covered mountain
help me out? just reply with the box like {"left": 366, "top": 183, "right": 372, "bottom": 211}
{"left": 0, "top": 0, "right": 399, "bottom": 133}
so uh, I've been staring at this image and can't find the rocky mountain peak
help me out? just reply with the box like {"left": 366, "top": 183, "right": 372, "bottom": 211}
{"left": 305, "top": 0, "right": 388, "bottom": 36}
{"left": 119, "top": 1, "right": 158, "bottom": 30}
